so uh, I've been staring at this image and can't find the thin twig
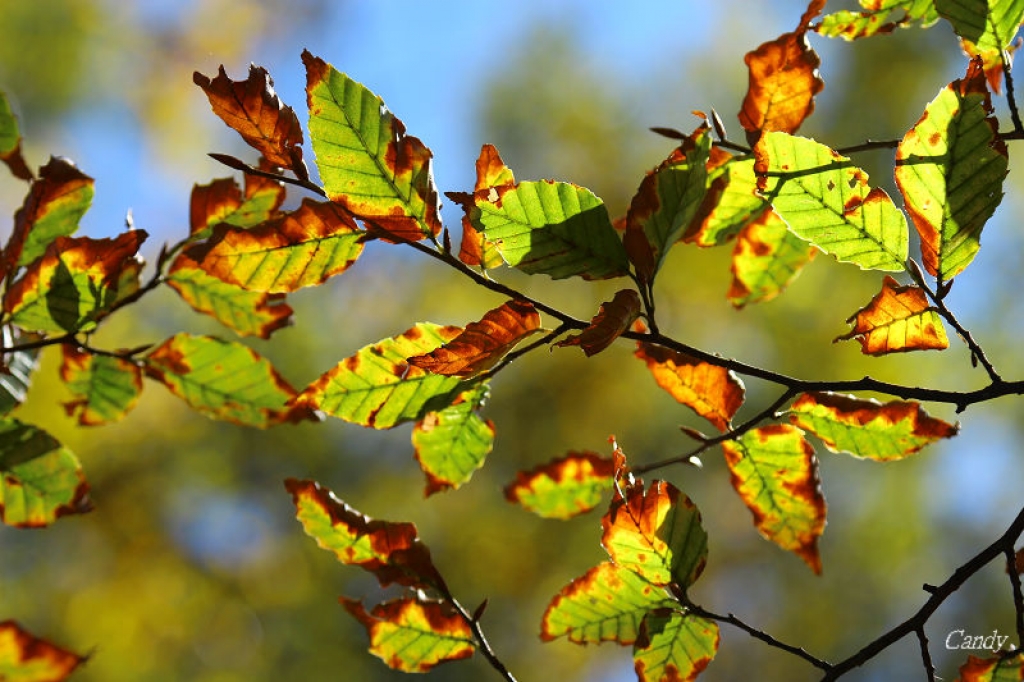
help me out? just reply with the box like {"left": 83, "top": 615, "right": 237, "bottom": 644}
{"left": 916, "top": 626, "right": 936, "bottom": 682}
{"left": 1003, "top": 50, "right": 1024, "bottom": 136}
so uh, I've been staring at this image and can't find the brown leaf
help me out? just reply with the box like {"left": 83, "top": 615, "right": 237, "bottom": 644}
{"left": 738, "top": 29, "right": 824, "bottom": 135}
{"left": 835, "top": 275, "right": 949, "bottom": 355}
{"left": 0, "top": 620, "right": 86, "bottom": 681}
{"left": 555, "top": 289, "right": 641, "bottom": 357}
{"left": 408, "top": 300, "right": 540, "bottom": 377}
{"left": 189, "top": 169, "right": 285, "bottom": 237}
{"left": 456, "top": 144, "right": 513, "bottom": 268}
{"left": 194, "top": 64, "right": 304, "bottom": 170}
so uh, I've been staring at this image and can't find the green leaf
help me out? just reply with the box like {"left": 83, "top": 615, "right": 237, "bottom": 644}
{"left": 633, "top": 610, "right": 720, "bottom": 682}
{"left": 469, "top": 180, "right": 629, "bottom": 280}
{"left": 895, "top": 60, "right": 1008, "bottom": 280}
{"left": 0, "top": 418, "right": 91, "bottom": 528}
{"left": 0, "top": 91, "right": 31, "bottom": 181}
{"left": 936, "top": 0, "right": 1024, "bottom": 50}
{"left": 690, "top": 154, "right": 770, "bottom": 247}
{"left": 541, "top": 561, "right": 675, "bottom": 644}
{"left": 294, "top": 322, "right": 464, "bottom": 429}
{"left": 728, "top": 209, "right": 816, "bottom": 307}
{"left": 303, "top": 50, "right": 441, "bottom": 241}
{"left": 954, "top": 653, "right": 1024, "bottom": 681}
{"left": 144, "top": 333, "right": 317, "bottom": 428}
{"left": 0, "top": 328, "right": 39, "bottom": 416}
{"left": 0, "top": 621, "right": 86, "bottom": 681}
{"left": 412, "top": 382, "right": 495, "bottom": 496}
{"left": 60, "top": 345, "right": 143, "bottom": 426}
{"left": 8, "top": 158, "right": 94, "bottom": 269}
{"left": 815, "top": 0, "right": 941, "bottom": 40}
{"left": 755, "top": 131, "right": 908, "bottom": 271}
{"left": 504, "top": 451, "right": 615, "bottom": 520}
{"left": 188, "top": 175, "right": 285, "bottom": 240}
{"left": 721, "top": 425, "right": 826, "bottom": 573}
{"left": 788, "top": 391, "right": 959, "bottom": 461}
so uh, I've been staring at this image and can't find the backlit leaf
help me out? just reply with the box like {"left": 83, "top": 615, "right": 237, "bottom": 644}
{"left": 285, "top": 478, "right": 443, "bottom": 589}
{"left": 895, "top": 58, "right": 1008, "bottom": 280}
{"left": 412, "top": 382, "right": 495, "bottom": 496}
{"left": 721, "top": 424, "right": 826, "bottom": 573}
{"left": 0, "top": 418, "right": 91, "bottom": 528}
{"left": 635, "top": 343, "right": 745, "bottom": 432}
{"left": 341, "top": 597, "right": 474, "bottom": 672}
{"left": 166, "top": 254, "right": 293, "bottom": 339}
{"left": 0, "top": 92, "right": 31, "bottom": 181}
{"left": 602, "top": 480, "right": 708, "bottom": 588}
{"left": 815, "top": 0, "right": 940, "bottom": 40}
{"left": 188, "top": 173, "right": 285, "bottom": 239}
{"left": 183, "top": 198, "right": 365, "bottom": 293}
{"left": 633, "top": 610, "right": 719, "bottom": 682}
{"left": 955, "top": 653, "right": 1024, "bottom": 681}
{"left": 0, "top": 621, "right": 85, "bottom": 682}
{"left": 193, "top": 64, "right": 305, "bottom": 170}
{"left": 294, "top": 322, "right": 463, "bottom": 429}
{"left": 4, "top": 230, "right": 147, "bottom": 334}
{"left": 541, "top": 561, "right": 674, "bottom": 644}
{"left": 936, "top": 0, "right": 1024, "bottom": 52}
{"left": 738, "top": 27, "right": 824, "bottom": 134}
{"left": 6, "top": 158, "right": 93, "bottom": 271}
{"left": 145, "top": 333, "right": 317, "bottom": 428}
{"left": 505, "top": 451, "right": 615, "bottom": 520}
{"left": 788, "top": 391, "right": 959, "bottom": 461}
{"left": 303, "top": 51, "right": 441, "bottom": 241}
{"left": 728, "top": 209, "right": 817, "bottom": 307}
{"left": 688, "top": 154, "right": 771, "bottom": 247}
{"left": 454, "top": 144, "right": 513, "bottom": 269}
{"left": 60, "top": 345, "right": 143, "bottom": 426}
{"left": 835, "top": 275, "right": 949, "bottom": 354}
{"left": 555, "top": 289, "right": 641, "bottom": 357}
{"left": 0, "top": 328, "right": 39, "bottom": 416}
{"left": 755, "top": 131, "right": 909, "bottom": 271}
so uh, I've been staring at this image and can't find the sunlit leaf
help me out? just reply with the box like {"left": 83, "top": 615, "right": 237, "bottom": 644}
{"left": 815, "top": 0, "right": 940, "bottom": 40}
{"left": 788, "top": 391, "right": 959, "bottom": 461}
{"left": 541, "top": 561, "right": 674, "bottom": 644}
{"left": 188, "top": 173, "right": 285, "bottom": 239}
{"left": 60, "top": 345, "right": 143, "bottom": 426}
{"left": 721, "top": 424, "right": 826, "bottom": 573}
{"left": 294, "top": 322, "right": 463, "bottom": 429}
{"left": 835, "top": 275, "right": 949, "bottom": 354}
{"left": 412, "top": 382, "right": 495, "bottom": 496}
{"left": 166, "top": 254, "right": 293, "bottom": 339}
{"left": 555, "top": 289, "right": 641, "bottom": 357}
{"left": 194, "top": 64, "right": 305, "bottom": 170}
{"left": 145, "top": 333, "right": 317, "bottom": 428}
{"left": 954, "top": 653, "right": 1024, "bottom": 681}
{"left": 0, "top": 621, "right": 85, "bottom": 682}
{"left": 0, "top": 328, "right": 39, "bottom": 416}
{"left": 634, "top": 610, "right": 719, "bottom": 682}
{"left": 454, "top": 143, "right": 513, "bottom": 270}
{"left": 688, "top": 154, "right": 771, "bottom": 247}
{"left": 755, "top": 131, "right": 908, "bottom": 271}
{"left": 728, "top": 209, "right": 817, "bottom": 307}
{"left": 937, "top": 0, "right": 1024, "bottom": 52}
{"left": 4, "top": 230, "right": 146, "bottom": 334}
{"left": 341, "top": 597, "right": 474, "bottom": 672}
{"left": 285, "top": 478, "right": 443, "bottom": 589}
{"left": 738, "top": 27, "right": 823, "bottom": 134}
{"left": 408, "top": 300, "right": 540, "bottom": 377}
{"left": 602, "top": 480, "right": 708, "bottom": 588}
{"left": 0, "top": 92, "right": 31, "bottom": 181}
{"left": 0, "top": 418, "right": 91, "bottom": 528}
{"left": 183, "top": 198, "right": 365, "bottom": 293}
{"left": 303, "top": 51, "right": 441, "bottom": 241}
{"left": 895, "top": 58, "right": 1008, "bottom": 280}
{"left": 635, "top": 342, "right": 745, "bottom": 432}
{"left": 505, "top": 451, "right": 615, "bottom": 520}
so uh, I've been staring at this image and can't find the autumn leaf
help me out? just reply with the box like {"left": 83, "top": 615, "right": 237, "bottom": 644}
{"left": 835, "top": 275, "right": 949, "bottom": 354}
{"left": 455, "top": 144, "right": 513, "bottom": 269}
{"left": 341, "top": 597, "right": 474, "bottom": 672}
{"left": 954, "top": 653, "right": 1024, "bottom": 681}
{"left": 412, "top": 382, "right": 495, "bottom": 496}
{"left": 60, "top": 344, "right": 143, "bottom": 426}
{"left": 0, "top": 418, "right": 91, "bottom": 528}
{"left": 0, "top": 621, "right": 86, "bottom": 682}
{"left": 635, "top": 342, "right": 745, "bottom": 432}
{"left": 738, "top": 26, "right": 824, "bottom": 135}
{"left": 895, "top": 58, "right": 1008, "bottom": 280}
{"left": 728, "top": 209, "right": 817, "bottom": 307}
{"left": 788, "top": 391, "right": 959, "bottom": 461}
{"left": 937, "top": 0, "right": 1024, "bottom": 54}
{"left": 145, "top": 333, "right": 317, "bottom": 428}
{"left": 555, "top": 289, "right": 641, "bottom": 357}
{"left": 815, "top": 0, "right": 940, "bottom": 40}
{"left": 188, "top": 173, "right": 285, "bottom": 239}
{"left": 505, "top": 451, "right": 615, "bottom": 520}
{"left": 688, "top": 154, "right": 771, "bottom": 247}
{"left": 541, "top": 561, "right": 674, "bottom": 644}
{"left": 755, "top": 131, "right": 908, "bottom": 271}
{"left": 721, "top": 425, "right": 826, "bottom": 573}
{"left": 294, "top": 323, "right": 464, "bottom": 429}
{"left": 193, "top": 64, "right": 305, "bottom": 171}
{"left": 0, "top": 91, "right": 32, "bottom": 181}
{"left": 303, "top": 51, "right": 441, "bottom": 241}
{"left": 183, "top": 198, "right": 365, "bottom": 293}
{"left": 408, "top": 300, "right": 540, "bottom": 377}
{"left": 602, "top": 480, "right": 708, "bottom": 588}
{"left": 4, "top": 230, "right": 146, "bottom": 334}
{"left": 633, "top": 609, "right": 719, "bottom": 682}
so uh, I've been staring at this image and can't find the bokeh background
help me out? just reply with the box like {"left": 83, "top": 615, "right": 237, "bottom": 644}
{"left": 1, "top": 1, "right": 1023, "bottom": 680}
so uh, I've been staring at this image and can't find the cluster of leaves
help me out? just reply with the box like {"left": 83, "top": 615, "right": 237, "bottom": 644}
{"left": 5, "top": 0, "right": 1024, "bottom": 680}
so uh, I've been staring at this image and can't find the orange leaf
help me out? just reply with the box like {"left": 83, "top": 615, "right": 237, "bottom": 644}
{"left": 0, "top": 620, "right": 86, "bottom": 681}
{"left": 455, "top": 144, "right": 514, "bottom": 268}
{"left": 189, "top": 171, "right": 285, "bottom": 237}
{"left": 555, "top": 289, "right": 641, "bottom": 357}
{"left": 635, "top": 343, "right": 745, "bottom": 432}
{"left": 194, "top": 64, "right": 304, "bottom": 170}
{"left": 737, "top": 28, "right": 824, "bottom": 135}
{"left": 408, "top": 300, "right": 540, "bottom": 377}
{"left": 835, "top": 275, "right": 949, "bottom": 355}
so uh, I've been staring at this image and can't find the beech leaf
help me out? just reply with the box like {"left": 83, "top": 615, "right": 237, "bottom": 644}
{"left": 188, "top": 173, "right": 285, "bottom": 239}
{"left": 454, "top": 144, "right": 513, "bottom": 269}
{"left": 936, "top": 0, "right": 1024, "bottom": 53}
{"left": 0, "top": 92, "right": 32, "bottom": 181}
{"left": 954, "top": 653, "right": 1024, "bottom": 681}
{"left": 505, "top": 451, "right": 615, "bottom": 520}
{"left": 633, "top": 610, "right": 720, "bottom": 682}
{"left": 738, "top": 28, "right": 824, "bottom": 134}
{"left": 60, "top": 344, "right": 143, "bottom": 426}
{"left": 556, "top": 289, "right": 642, "bottom": 357}
{"left": 412, "top": 382, "right": 495, "bottom": 496}
{"left": 0, "top": 621, "right": 86, "bottom": 682}
{"left": 728, "top": 208, "right": 816, "bottom": 308}
{"left": 835, "top": 275, "right": 949, "bottom": 354}
{"left": 815, "top": 0, "right": 940, "bottom": 40}
{"left": 688, "top": 154, "right": 771, "bottom": 247}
